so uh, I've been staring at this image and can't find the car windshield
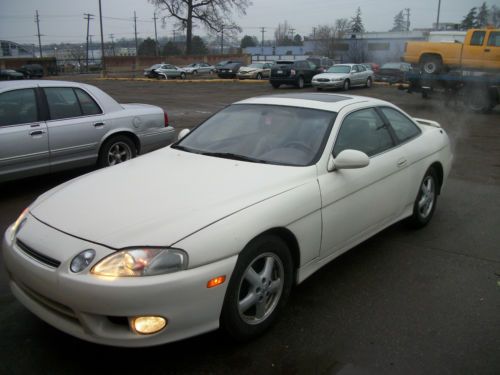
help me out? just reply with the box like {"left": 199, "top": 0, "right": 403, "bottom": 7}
{"left": 327, "top": 65, "right": 351, "bottom": 73}
{"left": 381, "top": 63, "right": 401, "bottom": 69}
{"left": 186, "top": 63, "right": 197, "bottom": 67}
{"left": 173, "top": 104, "right": 336, "bottom": 166}
{"left": 149, "top": 64, "right": 162, "bottom": 69}
{"left": 248, "top": 63, "right": 264, "bottom": 68}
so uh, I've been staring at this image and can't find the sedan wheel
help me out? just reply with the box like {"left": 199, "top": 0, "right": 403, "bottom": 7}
{"left": 297, "top": 76, "right": 304, "bottom": 89}
{"left": 221, "top": 235, "right": 293, "bottom": 341}
{"left": 343, "top": 79, "right": 350, "bottom": 91}
{"left": 408, "top": 168, "right": 438, "bottom": 228}
{"left": 98, "top": 136, "right": 137, "bottom": 168}
{"left": 366, "top": 77, "right": 372, "bottom": 88}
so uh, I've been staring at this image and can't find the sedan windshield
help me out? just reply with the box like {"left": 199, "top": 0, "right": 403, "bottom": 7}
{"left": 327, "top": 65, "right": 351, "bottom": 73}
{"left": 174, "top": 104, "right": 336, "bottom": 166}
{"left": 248, "top": 63, "right": 264, "bottom": 68}
{"left": 381, "top": 63, "right": 401, "bottom": 70}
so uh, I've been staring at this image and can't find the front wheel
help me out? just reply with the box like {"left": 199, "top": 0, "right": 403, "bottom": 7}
{"left": 343, "top": 79, "right": 350, "bottom": 91}
{"left": 180, "top": 72, "right": 186, "bottom": 80}
{"left": 407, "top": 168, "right": 438, "bottom": 228}
{"left": 271, "top": 82, "right": 280, "bottom": 89}
{"left": 98, "top": 135, "right": 137, "bottom": 168}
{"left": 221, "top": 235, "right": 293, "bottom": 341}
{"left": 366, "top": 77, "right": 372, "bottom": 88}
{"left": 420, "top": 56, "right": 442, "bottom": 74}
{"left": 296, "top": 76, "right": 304, "bottom": 89}
{"left": 256, "top": 73, "right": 262, "bottom": 80}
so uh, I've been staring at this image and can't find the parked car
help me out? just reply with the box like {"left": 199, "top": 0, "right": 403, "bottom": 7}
{"left": 237, "top": 62, "right": 274, "bottom": 80}
{"left": 143, "top": 64, "right": 164, "bottom": 79}
{"left": 375, "top": 62, "right": 413, "bottom": 84}
{"left": 306, "top": 56, "right": 334, "bottom": 72}
{"left": 361, "top": 62, "right": 380, "bottom": 74}
{"left": 215, "top": 60, "right": 237, "bottom": 70}
{"left": 269, "top": 60, "right": 319, "bottom": 88}
{"left": 2, "top": 92, "right": 453, "bottom": 347}
{"left": 182, "top": 62, "right": 215, "bottom": 75}
{"left": 16, "top": 64, "right": 44, "bottom": 79}
{"left": 155, "top": 64, "right": 187, "bottom": 80}
{"left": 217, "top": 62, "right": 244, "bottom": 78}
{"left": 0, "top": 69, "right": 24, "bottom": 80}
{"left": 312, "top": 64, "right": 373, "bottom": 91}
{"left": 0, "top": 80, "right": 175, "bottom": 182}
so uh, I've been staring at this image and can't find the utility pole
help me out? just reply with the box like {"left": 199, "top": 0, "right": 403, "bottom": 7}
{"left": 405, "top": 8, "right": 411, "bottom": 31}
{"left": 436, "top": 0, "right": 441, "bottom": 30}
{"left": 260, "top": 27, "right": 265, "bottom": 55}
{"left": 133, "top": 11, "right": 138, "bottom": 55}
{"left": 98, "top": 0, "right": 106, "bottom": 77}
{"left": 89, "top": 35, "right": 95, "bottom": 63}
{"left": 109, "top": 34, "right": 115, "bottom": 56}
{"left": 84, "top": 13, "right": 94, "bottom": 73}
{"left": 35, "top": 10, "right": 43, "bottom": 58}
{"left": 153, "top": 11, "right": 160, "bottom": 57}
{"left": 289, "top": 28, "right": 295, "bottom": 42}
{"left": 220, "top": 25, "right": 224, "bottom": 54}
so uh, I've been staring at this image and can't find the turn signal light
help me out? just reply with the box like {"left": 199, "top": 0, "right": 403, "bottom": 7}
{"left": 207, "top": 275, "right": 226, "bottom": 288}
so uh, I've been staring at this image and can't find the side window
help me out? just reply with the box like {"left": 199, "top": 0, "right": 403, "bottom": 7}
{"left": 333, "top": 108, "right": 394, "bottom": 157}
{"left": 487, "top": 31, "right": 500, "bottom": 47}
{"left": 358, "top": 65, "right": 366, "bottom": 72}
{"left": 380, "top": 107, "right": 421, "bottom": 142}
{"left": 75, "top": 88, "right": 102, "bottom": 116}
{"left": 44, "top": 87, "right": 82, "bottom": 120}
{"left": 470, "top": 31, "right": 486, "bottom": 46}
{"left": 0, "top": 89, "right": 38, "bottom": 126}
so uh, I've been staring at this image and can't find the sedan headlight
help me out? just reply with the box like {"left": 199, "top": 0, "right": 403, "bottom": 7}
{"left": 91, "top": 248, "right": 188, "bottom": 277}
{"left": 11, "top": 208, "right": 29, "bottom": 241}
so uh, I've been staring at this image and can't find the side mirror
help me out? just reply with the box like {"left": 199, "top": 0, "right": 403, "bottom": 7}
{"left": 327, "top": 149, "right": 369, "bottom": 172}
{"left": 177, "top": 128, "right": 190, "bottom": 141}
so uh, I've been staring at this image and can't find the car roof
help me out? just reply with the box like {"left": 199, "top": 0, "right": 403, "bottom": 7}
{"left": 0, "top": 80, "right": 91, "bottom": 91}
{"left": 235, "top": 93, "right": 389, "bottom": 113}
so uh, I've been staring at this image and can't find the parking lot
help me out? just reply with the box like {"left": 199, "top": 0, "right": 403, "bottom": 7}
{"left": 1, "top": 78, "right": 499, "bottom": 374}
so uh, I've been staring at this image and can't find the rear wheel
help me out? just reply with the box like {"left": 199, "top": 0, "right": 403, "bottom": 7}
{"left": 98, "top": 135, "right": 137, "bottom": 168}
{"left": 256, "top": 73, "right": 262, "bottom": 80}
{"left": 296, "top": 76, "right": 304, "bottom": 89}
{"left": 221, "top": 235, "right": 293, "bottom": 341}
{"left": 407, "top": 167, "right": 438, "bottom": 228}
{"left": 271, "top": 82, "right": 280, "bottom": 89}
{"left": 180, "top": 72, "right": 186, "bottom": 80}
{"left": 193, "top": 70, "right": 198, "bottom": 75}
{"left": 420, "top": 55, "right": 442, "bottom": 74}
{"left": 366, "top": 77, "right": 372, "bottom": 88}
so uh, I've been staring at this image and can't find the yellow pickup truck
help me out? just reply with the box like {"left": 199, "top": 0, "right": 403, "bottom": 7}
{"left": 404, "top": 28, "right": 499, "bottom": 74}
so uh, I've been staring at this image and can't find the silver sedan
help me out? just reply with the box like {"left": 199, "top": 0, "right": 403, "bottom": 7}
{"left": 312, "top": 64, "right": 373, "bottom": 91}
{"left": 0, "top": 80, "right": 175, "bottom": 182}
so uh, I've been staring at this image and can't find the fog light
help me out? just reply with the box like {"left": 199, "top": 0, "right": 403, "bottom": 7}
{"left": 132, "top": 316, "right": 167, "bottom": 335}
{"left": 70, "top": 249, "right": 96, "bottom": 273}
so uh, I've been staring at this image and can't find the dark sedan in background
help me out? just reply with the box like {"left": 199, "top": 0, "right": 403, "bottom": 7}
{"left": 0, "top": 69, "right": 24, "bottom": 80}
{"left": 375, "top": 62, "right": 412, "bottom": 84}
{"left": 270, "top": 60, "right": 319, "bottom": 89}
{"left": 217, "top": 61, "right": 244, "bottom": 78}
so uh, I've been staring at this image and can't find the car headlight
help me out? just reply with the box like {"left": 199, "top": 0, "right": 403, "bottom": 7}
{"left": 91, "top": 248, "right": 188, "bottom": 277}
{"left": 11, "top": 208, "right": 29, "bottom": 241}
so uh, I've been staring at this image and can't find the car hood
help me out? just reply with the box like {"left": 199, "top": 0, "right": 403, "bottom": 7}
{"left": 239, "top": 67, "right": 260, "bottom": 73}
{"left": 314, "top": 73, "right": 348, "bottom": 79}
{"left": 30, "top": 147, "right": 315, "bottom": 249}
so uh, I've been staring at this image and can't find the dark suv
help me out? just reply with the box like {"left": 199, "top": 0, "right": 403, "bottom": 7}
{"left": 217, "top": 61, "right": 244, "bottom": 78}
{"left": 269, "top": 60, "right": 319, "bottom": 89}
{"left": 306, "top": 56, "right": 334, "bottom": 73}
{"left": 16, "top": 64, "right": 44, "bottom": 79}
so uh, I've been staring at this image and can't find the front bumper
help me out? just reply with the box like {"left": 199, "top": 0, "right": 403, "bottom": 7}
{"left": 311, "top": 80, "right": 344, "bottom": 88}
{"left": 2, "top": 216, "right": 237, "bottom": 347}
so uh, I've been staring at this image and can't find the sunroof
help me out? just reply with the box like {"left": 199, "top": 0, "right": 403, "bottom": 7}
{"left": 260, "top": 93, "right": 353, "bottom": 103}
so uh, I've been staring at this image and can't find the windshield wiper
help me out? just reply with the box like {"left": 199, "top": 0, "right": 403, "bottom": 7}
{"left": 201, "top": 151, "right": 269, "bottom": 164}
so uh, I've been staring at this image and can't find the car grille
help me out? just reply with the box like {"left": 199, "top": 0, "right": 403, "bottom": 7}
{"left": 16, "top": 240, "right": 61, "bottom": 268}
{"left": 317, "top": 78, "right": 330, "bottom": 82}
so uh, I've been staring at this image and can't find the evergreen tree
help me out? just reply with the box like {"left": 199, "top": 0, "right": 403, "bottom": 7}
{"left": 476, "top": 2, "right": 489, "bottom": 27}
{"left": 138, "top": 37, "right": 158, "bottom": 56}
{"left": 162, "top": 41, "right": 181, "bottom": 55}
{"left": 240, "top": 35, "right": 257, "bottom": 48}
{"left": 293, "top": 34, "right": 303, "bottom": 46}
{"left": 190, "top": 36, "right": 208, "bottom": 55}
{"left": 461, "top": 7, "right": 478, "bottom": 30}
{"left": 391, "top": 10, "right": 406, "bottom": 32}
{"left": 349, "top": 7, "right": 365, "bottom": 33}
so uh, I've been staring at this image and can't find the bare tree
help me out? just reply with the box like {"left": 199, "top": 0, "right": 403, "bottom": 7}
{"left": 274, "top": 21, "right": 294, "bottom": 46}
{"left": 150, "top": 0, "right": 251, "bottom": 54}
{"left": 312, "top": 19, "right": 349, "bottom": 58}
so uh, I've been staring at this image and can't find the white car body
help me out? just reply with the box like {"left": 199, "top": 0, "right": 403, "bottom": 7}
{"left": 0, "top": 80, "right": 175, "bottom": 182}
{"left": 312, "top": 64, "right": 373, "bottom": 89}
{"left": 2, "top": 93, "right": 453, "bottom": 347}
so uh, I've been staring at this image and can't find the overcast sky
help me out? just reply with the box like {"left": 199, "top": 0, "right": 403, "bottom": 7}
{"left": 0, "top": 0, "right": 494, "bottom": 45}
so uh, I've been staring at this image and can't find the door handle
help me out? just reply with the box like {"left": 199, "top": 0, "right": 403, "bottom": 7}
{"left": 94, "top": 122, "right": 105, "bottom": 128}
{"left": 30, "top": 130, "right": 46, "bottom": 136}
{"left": 397, "top": 158, "right": 408, "bottom": 167}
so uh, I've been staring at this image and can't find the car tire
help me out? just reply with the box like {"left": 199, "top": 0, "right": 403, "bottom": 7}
{"left": 256, "top": 73, "right": 262, "bottom": 80}
{"left": 316, "top": 87, "right": 323, "bottom": 91}
{"left": 98, "top": 135, "right": 137, "bottom": 168}
{"left": 271, "top": 82, "right": 280, "bottom": 89}
{"left": 193, "top": 70, "right": 198, "bottom": 75}
{"left": 343, "top": 79, "right": 350, "bottom": 91}
{"left": 366, "top": 77, "right": 372, "bottom": 88}
{"left": 220, "top": 235, "right": 293, "bottom": 341}
{"left": 407, "top": 167, "right": 439, "bottom": 228}
{"left": 180, "top": 72, "right": 186, "bottom": 80}
{"left": 420, "top": 56, "right": 442, "bottom": 75}
{"left": 296, "top": 76, "right": 305, "bottom": 89}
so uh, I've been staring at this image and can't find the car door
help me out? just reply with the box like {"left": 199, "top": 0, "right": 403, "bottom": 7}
{"left": 462, "top": 30, "right": 487, "bottom": 69}
{"left": 318, "top": 107, "right": 409, "bottom": 259}
{"left": 484, "top": 31, "right": 500, "bottom": 71}
{"left": 0, "top": 87, "right": 49, "bottom": 181}
{"left": 43, "top": 86, "right": 105, "bottom": 171}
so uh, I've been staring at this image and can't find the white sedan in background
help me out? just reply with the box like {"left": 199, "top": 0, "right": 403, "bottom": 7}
{"left": 0, "top": 80, "right": 175, "bottom": 182}
{"left": 3, "top": 93, "right": 452, "bottom": 347}
{"left": 312, "top": 64, "right": 373, "bottom": 91}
